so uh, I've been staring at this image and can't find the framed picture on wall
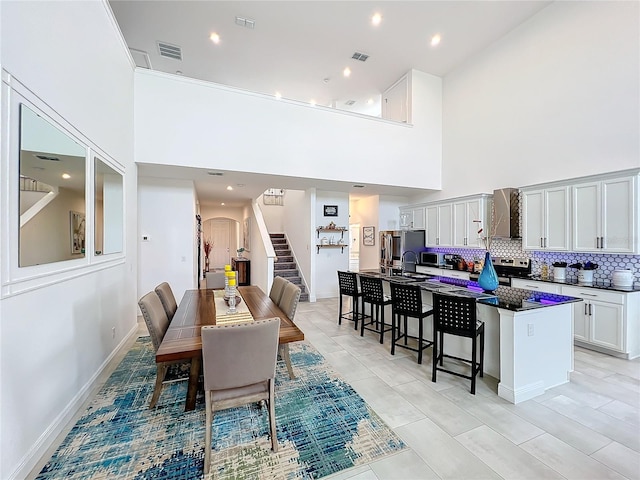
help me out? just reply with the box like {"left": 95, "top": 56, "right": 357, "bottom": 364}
{"left": 323, "top": 205, "right": 338, "bottom": 217}
{"left": 363, "top": 226, "right": 375, "bottom": 246}
{"left": 70, "top": 211, "right": 85, "bottom": 254}
{"left": 243, "top": 217, "right": 251, "bottom": 251}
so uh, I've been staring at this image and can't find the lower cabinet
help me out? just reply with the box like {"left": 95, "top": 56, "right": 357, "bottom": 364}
{"left": 231, "top": 258, "right": 251, "bottom": 286}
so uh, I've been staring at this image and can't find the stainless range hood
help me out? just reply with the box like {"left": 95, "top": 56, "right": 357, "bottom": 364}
{"left": 492, "top": 188, "right": 520, "bottom": 239}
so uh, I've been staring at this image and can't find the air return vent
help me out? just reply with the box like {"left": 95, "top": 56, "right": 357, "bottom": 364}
{"left": 344, "top": 100, "right": 356, "bottom": 106}
{"left": 34, "top": 154, "right": 60, "bottom": 161}
{"left": 157, "top": 41, "right": 182, "bottom": 60}
{"left": 351, "top": 52, "right": 369, "bottom": 62}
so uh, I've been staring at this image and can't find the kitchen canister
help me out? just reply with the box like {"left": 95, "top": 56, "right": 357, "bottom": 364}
{"left": 612, "top": 269, "right": 634, "bottom": 287}
{"left": 553, "top": 266, "right": 566, "bottom": 281}
{"left": 578, "top": 270, "right": 594, "bottom": 284}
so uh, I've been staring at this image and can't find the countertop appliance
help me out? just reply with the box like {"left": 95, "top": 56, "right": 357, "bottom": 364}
{"left": 469, "top": 256, "right": 531, "bottom": 286}
{"left": 444, "top": 254, "right": 465, "bottom": 270}
{"left": 493, "top": 188, "right": 521, "bottom": 239}
{"left": 380, "top": 230, "right": 425, "bottom": 275}
{"left": 420, "top": 251, "right": 444, "bottom": 267}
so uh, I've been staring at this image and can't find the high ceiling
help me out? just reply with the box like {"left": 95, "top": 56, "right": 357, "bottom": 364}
{"left": 110, "top": 0, "right": 551, "bottom": 206}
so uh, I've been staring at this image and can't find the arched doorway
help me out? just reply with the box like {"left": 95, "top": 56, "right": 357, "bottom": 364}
{"left": 202, "top": 217, "right": 239, "bottom": 270}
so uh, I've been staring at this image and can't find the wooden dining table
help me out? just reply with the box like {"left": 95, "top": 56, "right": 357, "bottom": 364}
{"left": 156, "top": 285, "right": 305, "bottom": 411}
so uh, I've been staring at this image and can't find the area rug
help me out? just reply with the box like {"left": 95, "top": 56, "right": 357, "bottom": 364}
{"left": 37, "top": 337, "right": 406, "bottom": 479}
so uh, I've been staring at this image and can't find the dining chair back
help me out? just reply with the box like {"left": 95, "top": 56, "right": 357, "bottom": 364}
{"left": 201, "top": 318, "right": 281, "bottom": 473}
{"left": 138, "top": 291, "right": 191, "bottom": 408}
{"left": 154, "top": 282, "right": 178, "bottom": 322}
{"left": 206, "top": 271, "right": 226, "bottom": 289}
{"left": 278, "top": 281, "right": 301, "bottom": 320}
{"left": 269, "top": 276, "right": 287, "bottom": 304}
{"left": 432, "top": 292, "right": 485, "bottom": 394}
{"left": 389, "top": 282, "right": 434, "bottom": 364}
{"left": 359, "top": 275, "right": 393, "bottom": 344}
{"left": 337, "top": 270, "right": 363, "bottom": 329}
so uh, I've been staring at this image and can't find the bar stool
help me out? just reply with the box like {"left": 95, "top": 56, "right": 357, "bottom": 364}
{"left": 337, "top": 271, "right": 363, "bottom": 330}
{"left": 359, "top": 275, "right": 393, "bottom": 344}
{"left": 390, "top": 282, "right": 433, "bottom": 364}
{"left": 431, "top": 292, "right": 485, "bottom": 394}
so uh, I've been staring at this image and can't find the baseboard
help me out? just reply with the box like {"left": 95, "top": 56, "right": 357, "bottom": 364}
{"left": 8, "top": 324, "right": 139, "bottom": 480}
{"left": 498, "top": 380, "right": 546, "bottom": 404}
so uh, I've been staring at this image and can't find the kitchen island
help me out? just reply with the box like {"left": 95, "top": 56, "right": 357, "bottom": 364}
{"left": 357, "top": 270, "right": 583, "bottom": 403}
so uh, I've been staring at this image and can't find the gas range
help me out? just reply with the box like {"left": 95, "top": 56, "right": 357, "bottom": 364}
{"left": 469, "top": 257, "right": 531, "bottom": 286}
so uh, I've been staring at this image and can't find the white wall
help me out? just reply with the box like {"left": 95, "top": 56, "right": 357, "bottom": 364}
{"left": 418, "top": 0, "right": 639, "bottom": 204}
{"left": 0, "top": 2, "right": 136, "bottom": 479}
{"left": 315, "top": 191, "right": 350, "bottom": 298}
{"left": 138, "top": 178, "right": 198, "bottom": 300}
{"left": 350, "top": 196, "right": 380, "bottom": 271}
{"left": 282, "top": 189, "right": 314, "bottom": 298}
{"left": 134, "top": 70, "right": 443, "bottom": 191}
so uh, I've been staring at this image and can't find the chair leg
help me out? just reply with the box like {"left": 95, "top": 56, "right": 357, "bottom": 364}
{"left": 268, "top": 379, "right": 278, "bottom": 452}
{"left": 403, "top": 316, "right": 408, "bottom": 345}
{"left": 471, "top": 331, "right": 477, "bottom": 395}
{"left": 417, "top": 316, "right": 424, "bottom": 365}
{"left": 204, "top": 391, "right": 212, "bottom": 474}
{"left": 149, "top": 363, "right": 168, "bottom": 409}
{"left": 439, "top": 331, "right": 445, "bottom": 366}
{"left": 391, "top": 313, "right": 397, "bottom": 356}
{"left": 280, "top": 344, "right": 295, "bottom": 379}
{"left": 480, "top": 329, "right": 485, "bottom": 378}
{"left": 338, "top": 294, "right": 343, "bottom": 324}
{"left": 379, "top": 306, "right": 385, "bottom": 344}
{"left": 352, "top": 295, "right": 359, "bottom": 330}
{"left": 432, "top": 328, "right": 438, "bottom": 382}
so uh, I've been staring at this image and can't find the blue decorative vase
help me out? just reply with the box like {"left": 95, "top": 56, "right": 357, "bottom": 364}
{"left": 478, "top": 251, "right": 499, "bottom": 292}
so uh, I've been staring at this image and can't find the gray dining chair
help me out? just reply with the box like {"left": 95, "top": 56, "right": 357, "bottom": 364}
{"left": 154, "top": 282, "right": 178, "bottom": 322}
{"left": 269, "top": 276, "right": 287, "bottom": 304}
{"left": 138, "top": 291, "right": 191, "bottom": 408}
{"left": 205, "top": 271, "right": 226, "bottom": 289}
{"left": 277, "top": 280, "right": 301, "bottom": 379}
{"left": 201, "top": 318, "right": 280, "bottom": 474}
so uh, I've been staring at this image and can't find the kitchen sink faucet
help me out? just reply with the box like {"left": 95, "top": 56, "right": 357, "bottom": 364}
{"left": 401, "top": 251, "right": 418, "bottom": 276}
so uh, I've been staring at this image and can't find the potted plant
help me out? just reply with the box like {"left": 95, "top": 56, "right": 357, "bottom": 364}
{"left": 236, "top": 247, "right": 245, "bottom": 258}
{"left": 569, "top": 261, "right": 598, "bottom": 284}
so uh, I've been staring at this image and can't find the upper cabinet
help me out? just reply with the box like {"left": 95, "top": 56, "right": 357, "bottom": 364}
{"left": 573, "top": 175, "right": 637, "bottom": 254}
{"left": 452, "top": 196, "right": 489, "bottom": 248}
{"left": 522, "top": 186, "right": 570, "bottom": 251}
{"left": 426, "top": 203, "right": 453, "bottom": 247}
{"left": 399, "top": 205, "right": 425, "bottom": 230}
{"left": 382, "top": 74, "right": 410, "bottom": 124}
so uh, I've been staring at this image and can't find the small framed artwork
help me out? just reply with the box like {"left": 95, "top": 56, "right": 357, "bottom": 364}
{"left": 323, "top": 205, "right": 338, "bottom": 217}
{"left": 243, "top": 217, "right": 251, "bottom": 251}
{"left": 363, "top": 226, "right": 375, "bottom": 246}
{"left": 70, "top": 211, "right": 86, "bottom": 254}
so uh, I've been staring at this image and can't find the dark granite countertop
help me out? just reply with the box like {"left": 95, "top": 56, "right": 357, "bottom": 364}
{"left": 520, "top": 276, "right": 640, "bottom": 293}
{"left": 355, "top": 270, "right": 583, "bottom": 312}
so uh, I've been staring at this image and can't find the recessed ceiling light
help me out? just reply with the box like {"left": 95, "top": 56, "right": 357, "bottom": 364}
{"left": 371, "top": 13, "right": 382, "bottom": 26}
{"left": 367, "top": 98, "right": 374, "bottom": 105}
{"left": 226, "top": 185, "right": 233, "bottom": 191}
{"left": 275, "top": 91, "right": 282, "bottom": 99}
{"left": 431, "top": 34, "right": 441, "bottom": 47}
{"left": 209, "top": 32, "right": 221, "bottom": 44}
{"left": 62, "top": 173, "right": 71, "bottom": 179}
{"left": 310, "top": 99, "right": 317, "bottom": 106}
{"left": 221, "top": 202, "right": 225, "bottom": 206}
{"left": 343, "top": 67, "right": 351, "bottom": 77}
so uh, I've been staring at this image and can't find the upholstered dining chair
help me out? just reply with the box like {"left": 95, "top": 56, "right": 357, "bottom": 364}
{"left": 269, "top": 276, "right": 287, "bottom": 304}
{"left": 205, "top": 271, "right": 226, "bottom": 289}
{"left": 389, "top": 282, "right": 434, "bottom": 364}
{"left": 138, "top": 291, "right": 191, "bottom": 408}
{"left": 201, "top": 318, "right": 281, "bottom": 474}
{"left": 277, "top": 280, "right": 301, "bottom": 379}
{"left": 154, "top": 282, "right": 178, "bottom": 322}
{"left": 432, "top": 292, "right": 485, "bottom": 394}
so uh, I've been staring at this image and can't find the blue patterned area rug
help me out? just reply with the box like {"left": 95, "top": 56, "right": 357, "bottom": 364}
{"left": 37, "top": 337, "right": 405, "bottom": 479}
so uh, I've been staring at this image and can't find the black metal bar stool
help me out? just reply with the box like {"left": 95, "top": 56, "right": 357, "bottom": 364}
{"left": 337, "top": 271, "right": 363, "bottom": 330}
{"left": 390, "top": 282, "right": 434, "bottom": 364}
{"left": 431, "top": 292, "right": 485, "bottom": 394}
{"left": 359, "top": 275, "right": 393, "bottom": 344}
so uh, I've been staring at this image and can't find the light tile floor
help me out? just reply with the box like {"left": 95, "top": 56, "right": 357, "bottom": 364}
{"left": 299, "top": 298, "right": 640, "bottom": 480}
{"left": 29, "top": 297, "right": 640, "bottom": 480}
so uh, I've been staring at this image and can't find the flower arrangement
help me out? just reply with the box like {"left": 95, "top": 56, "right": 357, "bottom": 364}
{"left": 569, "top": 261, "right": 598, "bottom": 270}
{"left": 203, "top": 238, "right": 213, "bottom": 258}
{"left": 473, "top": 214, "right": 503, "bottom": 251}
{"left": 236, "top": 247, "right": 245, "bottom": 257}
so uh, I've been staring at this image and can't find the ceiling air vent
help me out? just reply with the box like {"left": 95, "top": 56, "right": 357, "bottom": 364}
{"left": 157, "top": 41, "right": 182, "bottom": 61}
{"left": 207, "top": 171, "right": 224, "bottom": 176}
{"left": 129, "top": 48, "right": 152, "bottom": 69}
{"left": 344, "top": 100, "right": 356, "bottom": 106}
{"left": 351, "top": 52, "right": 369, "bottom": 62}
{"left": 34, "top": 154, "right": 60, "bottom": 161}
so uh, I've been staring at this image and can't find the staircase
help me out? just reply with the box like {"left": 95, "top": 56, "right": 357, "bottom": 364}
{"left": 270, "top": 233, "right": 309, "bottom": 302}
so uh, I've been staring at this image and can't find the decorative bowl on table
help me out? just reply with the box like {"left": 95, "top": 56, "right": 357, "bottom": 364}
{"left": 224, "top": 295, "right": 242, "bottom": 306}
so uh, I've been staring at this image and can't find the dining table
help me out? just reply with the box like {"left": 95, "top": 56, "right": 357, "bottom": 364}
{"left": 155, "top": 285, "right": 305, "bottom": 411}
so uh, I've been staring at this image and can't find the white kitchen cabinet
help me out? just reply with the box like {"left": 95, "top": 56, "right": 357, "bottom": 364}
{"left": 452, "top": 196, "right": 489, "bottom": 248}
{"left": 399, "top": 205, "right": 425, "bottom": 230}
{"left": 416, "top": 265, "right": 470, "bottom": 281}
{"left": 561, "top": 285, "right": 639, "bottom": 358}
{"left": 425, "top": 203, "right": 452, "bottom": 247}
{"left": 510, "top": 278, "right": 562, "bottom": 294}
{"left": 573, "top": 175, "right": 637, "bottom": 253}
{"left": 522, "top": 186, "right": 570, "bottom": 251}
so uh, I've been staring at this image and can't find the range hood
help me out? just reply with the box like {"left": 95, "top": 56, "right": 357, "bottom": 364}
{"left": 492, "top": 188, "right": 520, "bottom": 239}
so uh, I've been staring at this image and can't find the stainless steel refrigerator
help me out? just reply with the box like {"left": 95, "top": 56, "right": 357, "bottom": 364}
{"left": 379, "top": 230, "right": 425, "bottom": 275}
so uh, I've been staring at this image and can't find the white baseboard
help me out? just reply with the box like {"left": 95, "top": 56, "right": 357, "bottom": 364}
{"left": 8, "top": 324, "right": 139, "bottom": 480}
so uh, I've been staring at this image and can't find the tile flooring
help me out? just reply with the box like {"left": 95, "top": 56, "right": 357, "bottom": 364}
{"left": 297, "top": 298, "right": 640, "bottom": 480}
{"left": 29, "top": 296, "right": 640, "bottom": 480}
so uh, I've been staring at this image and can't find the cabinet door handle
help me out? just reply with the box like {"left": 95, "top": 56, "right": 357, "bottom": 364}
{"left": 584, "top": 304, "right": 588, "bottom": 315}
{"left": 525, "top": 284, "right": 540, "bottom": 290}
{"left": 544, "top": 237, "right": 547, "bottom": 248}
{"left": 596, "top": 237, "right": 600, "bottom": 248}
{"left": 581, "top": 293, "right": 597, "bottom": 297}
{"left": 600, "top": 236, "right": 605, "bottom": 249}
{"left": 589, "top": 303, "right": 593, "bottom": 316}
{"left": 540, "top": 237, "right": 544, "bottom": 248}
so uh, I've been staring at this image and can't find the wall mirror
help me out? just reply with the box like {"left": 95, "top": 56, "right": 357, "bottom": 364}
{"left": 94, "top": 156, "right": 123, "bottom": 255}
{"left": 19, "top": 104, "right": 87, "bottom": 267}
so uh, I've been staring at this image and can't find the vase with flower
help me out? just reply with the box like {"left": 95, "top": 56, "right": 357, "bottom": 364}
{"left": 472, "top": 208, "right": 504, "bottom": 292}
{"left": 203, "top": 238, "right": 213, "bottom": 272}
